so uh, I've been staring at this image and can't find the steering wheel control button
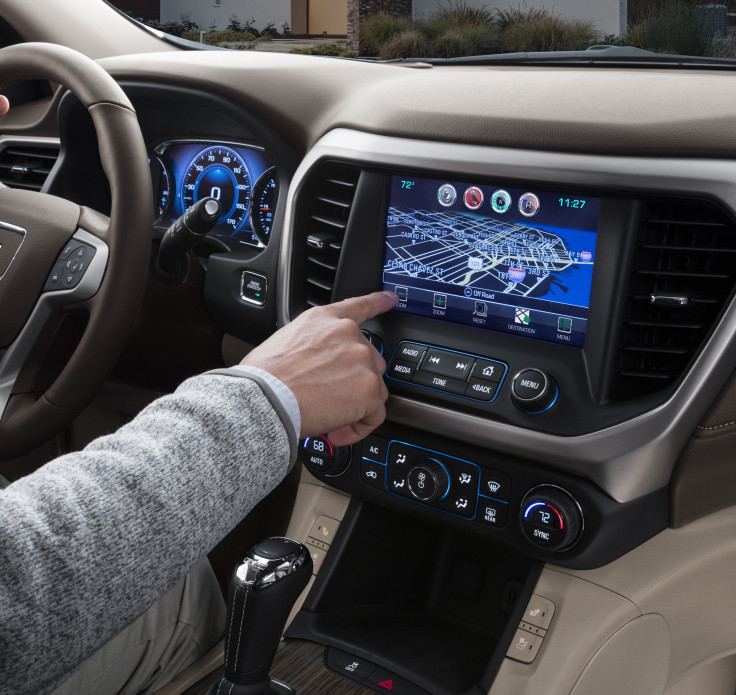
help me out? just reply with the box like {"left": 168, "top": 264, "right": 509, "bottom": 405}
{"left": 407, "top": 458, "right": 450, "bottom": 502}
{"left": 520, "top": 486, "right": 583, "bottom": 552}
{"left": 362, "top": 435, "right": 389, "bottom": 463}
{"left": 396, "top": 342, "right": 426, "bottom": 363}
{"left": 511, "top": 368, "right": 558, "bottom": 414}
{"left": 240, "top": 271, "right": 267, "bottom": 306}
{"left": 326, "top": 648, "right": 377, "bottom": 682}
{"left": 480, "top": 468, "right": 511, "bottom": 501}
{"left": 44, "top": 243, "right": 96, "bottom": 293}
{"left": 360, "top": 459, "right": 386, "bottom": 489}
{"left": 43, "top": 263, "right": 65, "bottom": 291}
{"left": 413, "top": 371, "right": 467, "bottom": 395}
{"left": 475, "top": 498, "right": 509, "bottom": 527}
{"left": 421, "top": 348, "right": 475, "bottom": 380}
{"left": 506, "top": 628, "right": 543, "bottom": 664}
{"left": 388, "top": 360, "right": 417, "bottom": 382}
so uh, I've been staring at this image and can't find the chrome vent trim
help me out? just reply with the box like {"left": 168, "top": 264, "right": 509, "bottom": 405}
{"left": 614, "top": 198, "right": 736, "bottom": 399}
{"left": 296, "top": 162, "right": 360, "bottom": 311}
{"left": 0, "top": 137, "right": 60, "bottom": 192}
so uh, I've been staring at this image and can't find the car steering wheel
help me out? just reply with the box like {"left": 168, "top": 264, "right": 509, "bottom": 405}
{"left": 0, "top": 42, "right": 152, "bottom": 460}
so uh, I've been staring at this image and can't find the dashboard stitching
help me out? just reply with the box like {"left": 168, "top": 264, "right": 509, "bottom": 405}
{"left": 696, "top": 420, "right": 736, "bottom": 431}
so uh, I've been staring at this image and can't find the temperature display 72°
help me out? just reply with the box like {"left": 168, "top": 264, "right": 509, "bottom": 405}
{"left": 181, "top": 146, "right": 251, "bottom": 235}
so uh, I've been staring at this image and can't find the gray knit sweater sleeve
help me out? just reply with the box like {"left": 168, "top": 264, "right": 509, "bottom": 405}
{"left": 0, "top": 369, "right": 297, "bottom": 695}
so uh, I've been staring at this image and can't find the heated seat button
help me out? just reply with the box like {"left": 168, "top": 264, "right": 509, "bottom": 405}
{"left": 420, "top": 348, "right": 475, "bottom": 380}
{"left": 388, "top": 360, "right": 417, "bottom": 382}
{"left": 506, "top": 629, "right": 543, "bottom": 664}
{"left": 395, "top": 342, "right": 426, "bottom": 363}
{"left": 325, "top": 648, "right": 376, "bottom": 682}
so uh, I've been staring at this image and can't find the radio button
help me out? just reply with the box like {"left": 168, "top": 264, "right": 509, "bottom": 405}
{"left": 420, "top": 348, "right": 475, "bottom": 380}
{"left": 396, "top": 342, "right": 426, "bottom": 363}
{"left": 413, "top": 371, "right": 467, "bottom": 395}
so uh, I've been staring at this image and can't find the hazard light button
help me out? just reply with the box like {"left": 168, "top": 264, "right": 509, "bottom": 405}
{"left": 364, "top": 669, "right": 429, "bottom": 694}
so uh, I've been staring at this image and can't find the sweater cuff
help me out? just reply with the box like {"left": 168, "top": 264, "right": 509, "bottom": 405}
{"left": 206, "top": 366, "right": 300, "bottom": 461}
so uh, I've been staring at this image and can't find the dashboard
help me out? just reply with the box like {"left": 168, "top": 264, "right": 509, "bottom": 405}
{"left": 5, "top": 26, "right": 736, "bottom": 692}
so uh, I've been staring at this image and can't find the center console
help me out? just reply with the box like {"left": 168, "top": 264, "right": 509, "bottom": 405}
{"left": 272, "top": 129, "right": 736, "bottom": 695}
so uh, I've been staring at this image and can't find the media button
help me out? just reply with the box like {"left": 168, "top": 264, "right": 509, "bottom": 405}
{"left": 387, "top": 359, "right": 417, "bottom": 382}
{"left": 420, "top": 348, "right": 474, "bottom": 380}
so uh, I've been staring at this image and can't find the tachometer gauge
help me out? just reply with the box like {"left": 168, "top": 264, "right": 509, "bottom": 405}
{"left": 250, "top": 168, "right": 278, "bottom": 245}
{"left": 150, "top": 155, "right": 171, "bottom": 222}
{"left": 181, "top": 146, "right": 251, "bottom": 235}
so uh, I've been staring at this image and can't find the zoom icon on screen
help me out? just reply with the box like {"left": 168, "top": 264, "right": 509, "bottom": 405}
{"left": 491, "top": 189, "right": 511, "bottom": 214}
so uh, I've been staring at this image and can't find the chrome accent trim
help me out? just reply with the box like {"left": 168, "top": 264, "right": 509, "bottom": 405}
{"left": 279, "top": 129, "right": 736, "bottom": 503}
{"left": 0, "top": 229, "right": 109, "bottom": 420}
{"left": 153, "top": 138, "right": 265, "bottom": 155}
{"left": 650, "top": 293, "right": 691, "bottom": 306}
{"left": 234, "top": 538, "right": 309, "bottom": 590}
{"left": 0, "top": 221, "right": 26, "bottom": 280}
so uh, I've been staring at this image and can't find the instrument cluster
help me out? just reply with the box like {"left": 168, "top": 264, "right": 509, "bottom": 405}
{"left": 150, "top": 140, "right": 278, "bottom": 248}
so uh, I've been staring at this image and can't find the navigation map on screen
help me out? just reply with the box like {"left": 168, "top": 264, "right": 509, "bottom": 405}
{"left": 381, "top": 176, "right": 600, "bottom": 347}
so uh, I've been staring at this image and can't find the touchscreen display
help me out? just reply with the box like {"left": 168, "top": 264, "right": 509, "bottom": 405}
{"left": 381, "top": 176, "right": 600, "bottom": 348}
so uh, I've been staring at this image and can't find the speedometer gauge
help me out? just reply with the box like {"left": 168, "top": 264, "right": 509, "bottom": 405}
{"left": 250, "top": 168, "right": 278, "bottom": 245}
{"left": 181, "top": 146, "right": 251, "bottom": 235}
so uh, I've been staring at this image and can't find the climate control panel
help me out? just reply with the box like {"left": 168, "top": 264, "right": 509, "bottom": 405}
{"left": 298, "top": 424, "right": 668, "bottom": 569}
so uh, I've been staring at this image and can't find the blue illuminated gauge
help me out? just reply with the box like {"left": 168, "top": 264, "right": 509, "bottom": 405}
{"left": 181, "top": 146, "right": 251, "bottom": 235}
{"left": 249, "top": 167, "right": 278, "bottom": 245}
{"left": 150, "top": 155, "right": 171, "bottom": 222}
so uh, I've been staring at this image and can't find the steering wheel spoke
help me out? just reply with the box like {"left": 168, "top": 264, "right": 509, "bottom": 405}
{"left": 0, "top": 43, "right": 152, "bottom": 461}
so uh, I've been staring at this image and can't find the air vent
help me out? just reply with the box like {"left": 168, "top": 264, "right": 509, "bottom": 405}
{"left": 295, "top": 162, "right": 360, "bottom": 311}
{"left": 613, "top": 197, "right": 736, "bottom": 399}
{"left": 0, "top": 143, "right": 59, "bottom": 191}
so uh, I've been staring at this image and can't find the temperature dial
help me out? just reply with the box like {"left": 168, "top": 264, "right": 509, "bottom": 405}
{"left": 407, "top": 457, "right": 450, "bottom": 503}
{"left": 520, "top": 486, "right": 583, "bottom": 552}
{"left": 300, "top": 436, "right": 350, "bottom": 477}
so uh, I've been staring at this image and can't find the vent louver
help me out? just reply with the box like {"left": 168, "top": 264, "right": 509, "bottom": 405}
{"left": 613, "top": 197, "right": 736, "bottom": 399}
{"left": 297, "top": 162, "right": 360, "bottom": 310}
{"left": 0, "top": 144, "right": 59, "bottom": 191}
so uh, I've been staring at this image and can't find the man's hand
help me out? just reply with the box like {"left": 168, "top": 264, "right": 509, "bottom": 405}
{"left": 242, "top": 291, "right": 398, "bottom": 446}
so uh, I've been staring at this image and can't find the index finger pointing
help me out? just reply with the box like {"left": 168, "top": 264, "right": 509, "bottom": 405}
{"left": 326, "top": 290, "right": 398, "bottom": 324}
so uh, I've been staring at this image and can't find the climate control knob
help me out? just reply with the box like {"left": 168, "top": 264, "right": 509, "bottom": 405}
{"left": 407, "top": 457, "right": 450, "bottom": 503}
{"left": 511, "top": 369, "right": 558, "bottom": 414}
{"left": 300, "top": 436, "right": 351, "bottom": 477}
{"left": 519, "top": 486, "right": 583, "bottom": 552}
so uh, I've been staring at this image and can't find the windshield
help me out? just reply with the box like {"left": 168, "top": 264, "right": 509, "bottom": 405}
{"left": 112, "top": 0, "right": 736, "bottom": 63}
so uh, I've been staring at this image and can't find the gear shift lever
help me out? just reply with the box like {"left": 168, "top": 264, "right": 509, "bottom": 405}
{"left": 208, "top": 537, "right": 313, "bottom": 695}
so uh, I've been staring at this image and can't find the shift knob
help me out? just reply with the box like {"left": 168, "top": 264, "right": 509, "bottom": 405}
{"left": 210, "top": 537, "right": 312, "bottom": 695}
